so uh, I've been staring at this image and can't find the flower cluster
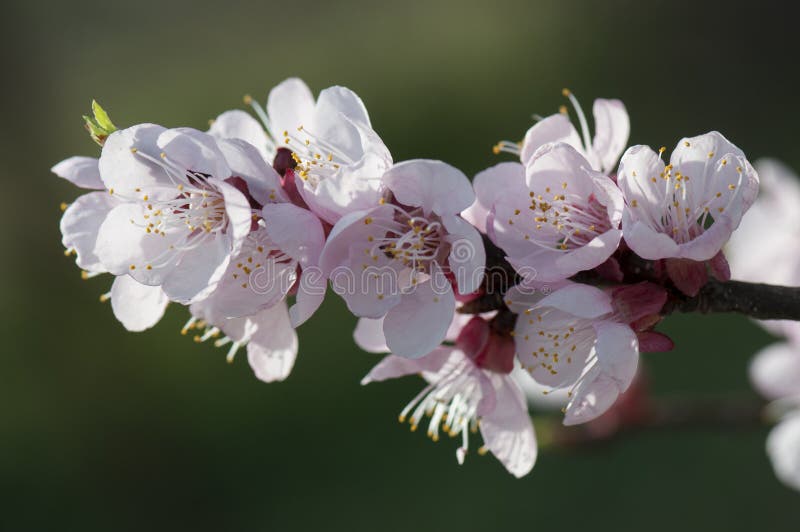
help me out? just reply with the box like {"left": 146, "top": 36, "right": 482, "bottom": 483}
{"left": 55, "top": 81, "right": 764, "bottom": 478}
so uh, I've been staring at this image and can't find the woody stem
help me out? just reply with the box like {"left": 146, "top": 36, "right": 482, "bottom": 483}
{"left": 461, "top": 234, "right": 800, "bottom": 322}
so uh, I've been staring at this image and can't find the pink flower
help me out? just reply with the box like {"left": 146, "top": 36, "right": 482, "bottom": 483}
{"left": 264, "top": 78, "right": 393, "bottom": 225}
{"left": 93, "top": 125, "right": 275, "bottom": 304}
{"left": 320, "top": 159, "right": 485, "bottom": 358}
{"left": 485, "top": 143, "right": 624, "bottom": 282}
{"left": 359, "top": 315, "right": 537, "bottom": 478}
{"left": 511, "top": 282, "right": 665, "bottom": 425}
{"left": 465, "top": 92, "right": 628, "bottom": 236}
{"left": 750, "top": 340, "right": 800, "bottom": 491}
{"left": 617, "top": 131, "right": 759, "bottom": 262}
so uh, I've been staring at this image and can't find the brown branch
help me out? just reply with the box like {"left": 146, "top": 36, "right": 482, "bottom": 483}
{"left": 467, "top": 233, "right": 800, "bottom": 323}
{"left": 665, "top": 279, "right": 800, "bottom": 321}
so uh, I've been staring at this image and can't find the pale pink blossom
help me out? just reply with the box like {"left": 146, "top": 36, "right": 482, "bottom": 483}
{"left": 94, "top": 125, "right": 282, "bottom": 304}
{"left": 512, "top": 283, "right": 666, "bottom": 425}
{"left": 750, "top": 340, "right": 800, "bottom": 491}
{"left": 617, "top": 131, "right": 759, "bottom": 262}
{"left": 258, "top": 78, "right": 393, "bottom": 225}
{"left": 320, "top": 159, "right": 484, "bottom": 358}
{"left": 360, "top": 316, "right": 536, "bottom": 478}
{"left": 488, "top": 143, "right": 624, "bottom": 282}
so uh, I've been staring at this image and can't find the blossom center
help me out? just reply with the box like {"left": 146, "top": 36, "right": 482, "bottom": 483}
{"left": 282, "top": 125, "right": 353, "bottom": 189}
{"left": 362, "top": 205, "right": 445, "bottom": 275}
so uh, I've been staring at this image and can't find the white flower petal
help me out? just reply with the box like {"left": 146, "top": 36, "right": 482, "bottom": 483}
{"left": 462, "top": 162, "right": 525, "bottom": 234}
{"left": 591, "top": 98, "right": 630, "bottom": 173}
{"left": 479, "top": 375, "right": 537, "bottom": 478}
{"left": 157, "top": 128, "right": 231, "bottom": 180}
{"left": 110, "top": 275, "right": 169, "bottom": 332}
{"left": 52, "top": 156, "right": 104, "bottom": 190}
{"left": 161, "top": 233, "right": 232, "bottom": 304}
{"left": 208, "top": 110, "right": 271, "bottom": 160}
{"left": 354, "top": 317, "right": 389, "bottom": 353}
{"left": 593, "top": 320, "right": 639, "bottom": 392}
{"left": 383, "top": 271, "right": 456, "bottom": 359}
{"left": 382, "top": 159, "right": 474, "bottom": 216}
{"left": 217, "top": 138, "right": 287, "bottom": 206}
{"left": 520, "top": 114, "right": 582, "bottom": 166}
{"left": 60, "top": 191, "right": 118, "bottom": 273}
{"left": 750, "top": 342, "right": 800, "bottom": 401}
{"left": 262, "top": 203, "right": 325, "bottom": 266}
{"left": 442, "top": 215, "right": 486, "bottom": 295}
{"left": 534, "top": 283, "right": 613, "bottom": 319}
{"left": 247, "top": 302, "right": 299, "bottom": 383}
{"left": 767, "top": 414, "right": 800, "bottom": 492}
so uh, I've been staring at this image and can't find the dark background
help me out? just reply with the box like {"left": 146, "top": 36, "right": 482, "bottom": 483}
{"left": 1, "top": 0, "right": 798, "bottom": 530}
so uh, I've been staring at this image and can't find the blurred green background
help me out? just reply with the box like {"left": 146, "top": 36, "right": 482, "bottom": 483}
{"left": 1, "top": 0, "right": 798, "bottom": 529}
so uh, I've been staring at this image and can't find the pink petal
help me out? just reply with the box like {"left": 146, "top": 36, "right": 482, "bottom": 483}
{"left": 354, "top": 317, "right": 389, "bottom": 353}
{"left": 382, "top": 159, "right": 474, "bottom": 216}
{"left": 217, "top": 178, "right": 257, "bottom": 255}
{"left": 217, "top": 138, "right": 287, "bottom": 206}
{"left": 289, "top": 268, "right": 327, "bottom": 327}
{"left": 162, "top": 233, "right": 232, "bottom": 304}
{"left": 677, "top": 215, "right": 734, "bottom": 262}
{"left": 383, "top": 269, "right": 456, "bottom": 359}
{"left": 534, "top": 283, "right": 613, "bottom": 319}
{"left": 749, "top": 342, "right": 800, "bottom": 401}
{"left": 622, "top": 215, "right": 681, "bottom": 260}
{"left": 767, "top": 414, "right": 800, "bottom": 491}
{"left": 110, "top": 276, "right": 169, "bottom": 332}
{"left": 262, "top": 203, "right": 325, "bottom": 266}
{"left": 52, "top": 156, "right": 104, "bottom": 190}
{"left": 208, "top": 110, "right": 270, "bottom": 159}
{"left": 593, "top": 320, "right": 639, "bottom": 392}
{"left": 157, "top": 128, "right": 231, "bottom": 180}
{"left": 95, "top": 202, "right": 183, "bottom": 280}
{"left": 266, "top": 78, "right": 316, "bottom": 140}
{"left": 520, "top": 114, "right": 582, "bottom": 166}
{"left": 60, "top": 191, "right": 118, "bottom": 273}
{"left": 99, "top": 124, "right": 169, "bottom": 196}
{"left": 316, "top": 85, "right": 372, "bottom": 126}
{"left": 442, "top": 215, "right": 486, "bottom": 295}
{"left": 247, "top": 302, "right": 299, "bottom": 383}
{"left": 462, "top": 162, "right": 525, "bottom": 233}
{"left": 479, "top": 375, "right": 537, "bottom": 478}
{"left": 591, "top": 99, "right": 630, "bottom": 173}
{"left": 563, "top": 368, "right": 621, "bottom": 426}
{"left": 361, "top": 346, "right": 455, "bottom": 384}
